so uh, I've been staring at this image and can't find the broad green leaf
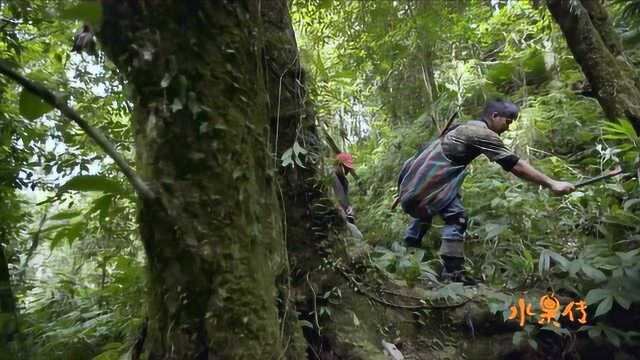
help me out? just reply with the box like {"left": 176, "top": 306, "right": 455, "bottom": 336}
{"left": 512, "top": 331, "right": 523, "bottom": 346}
{"left": 58, "top": 175, "right": 125, "bottom": 195}
{"left": 588, "top": 326, "right": 602, "bottom": 338}
{"left": 61, "top": 2, "right": 102, "bottom": 25}
{"left": 594, "top": 296, "right": 613, "bottom": 318}
{"left": 569, "top": 260, "right": 582, "bottom": 277}
{"left": 603, "top": 327, "right": 621, "bottom": 347}
{"left": 581, "top": 263, "right": 607, "bottom": 283}
{"left": 546, "top": 250, "right": 569, "bottom": 270}
{"left": 614, "top": 294, "right": 631, "bottom": 310}
{"left": 585, "top": 288, "right": 611, "bottom": 305}
{"left": 582, "top": 263, "right": 607, "bottom": 282}
{"left": 623, "top": 198, "right": 640, "bottom": 212}
{"left": 19, "top": 88, "right": 54, "bottom": 120}
{"left": 616, "top": 248, "right": 640, "bottom": 263}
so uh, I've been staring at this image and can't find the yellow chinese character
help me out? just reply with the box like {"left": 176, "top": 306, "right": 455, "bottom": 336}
{"left": 508, "top": 297, "right": 534, "bottom": 327}
{"left": 538, "top": 293, "right": 560, "bottom": 326}
{"left": 561, "top": 300, "right": 588, "bottom": 324}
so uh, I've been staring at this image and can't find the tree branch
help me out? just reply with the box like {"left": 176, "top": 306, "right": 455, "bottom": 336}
{"left": 0, "top": 62, "right": 156, "bottom": 201}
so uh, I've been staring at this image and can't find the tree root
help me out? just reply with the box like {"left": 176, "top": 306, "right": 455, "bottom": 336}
{"left": 336, "top": 266, "right": 472, "bottom": 310}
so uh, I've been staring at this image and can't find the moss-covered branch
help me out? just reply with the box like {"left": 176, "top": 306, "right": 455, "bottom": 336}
{"left": 0, "top": 62, "right": 155, "bottom": 201}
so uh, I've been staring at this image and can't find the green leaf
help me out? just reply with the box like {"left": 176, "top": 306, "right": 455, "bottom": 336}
{"left": 603, "top": 327, "right": 621, "bottom": 347}
{"left": 50, "top": 228, "right": 68, "bottom": 250}
{"left": 546, "top": 250, "right": 569, "bottom": 270}
{"left": 623, "top": 198, "right": 640, "bottom": 212}
{"left": 616, "top": 248, "right": 640, "bottom": 263}
{"left": 160, "top": 73, "right": 172, "bottom": 88}
{"left": 540, "top": 325, "right": 571, "bottom": 336}
{"left": 19, "top": 88, "right": 54, "bottom": 120}
{"left": 594, "top": 296, "right": 613, "bottom": 318}
{"left": 66, "top": 222, "right": 84, "bottom": 246}
{"left": 49, "top": 210, "right": 82, "bottom": 221}
{"left": 293, "top": 141, "right": 308, "bottom": 156}
{"left": 538, "top": 251, "right": 550, "bottom": 276}
{"left": 585, "top": 288, "right": 610, "bottom": 305}
{"left": 280, "top": 148, "right": 294, "bottom": 167}
{"left": 89, "top": 194, "right": 113, "bottom": 222}
{"left": 581, "top": 263, "right": 607, "bottom": 283}
{"left": 485, "top": 223, "right": 506, "bottom": 239}
{"left": 569, "top": 259, "right": 582, "bottom": 277}
{"left": 614, "top": 294, "right": 631, "bottom": 310}
{"left": 60, "top": 2, "right": 102, "bottom": 25}
{"left": 588, "top": 326, "right": 602, "bottom": 339}
{"left": 171, "top": 98, "right": 183, "bottom": 112}
{"left": 37, "top": 224, "right": 69, "bottom": 234}
{"left": 512, "top": 331, "right": 523, "bottom": 346}
{"left": 57, "top": 175, "right": 124, "bottom": 195}
{"left": 577, "top": 325, "right": 592, "bottom": 332}
{"left": 299, "top": 320, "right": 314, "bottom": 329}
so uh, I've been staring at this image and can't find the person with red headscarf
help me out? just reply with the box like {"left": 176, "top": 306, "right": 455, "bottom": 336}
{"left": 334, "top": 152, "right": 356, "bottom": 223}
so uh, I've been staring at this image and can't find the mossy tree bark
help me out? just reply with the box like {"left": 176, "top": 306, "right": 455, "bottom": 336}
{"left": 260, "top": 1, "right": 331, "bottom": 356}
{"left": 260, "top": 0, "right": 330, "bottom": 268}
{"left": 547, "top": 0, "right": 640, "bottom": 134}
{"left": 0, "top": 233, "right": 17, "bottom": 359}
{"left": 98, "top": 1, "right": 297, "bottom": 358}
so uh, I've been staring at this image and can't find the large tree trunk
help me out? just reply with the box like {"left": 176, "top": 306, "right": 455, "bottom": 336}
{"left": 99, "top": 2, "right": 291, "bottom": 358}
{"left": 0, "top": 231, "right": 17, "bottom": 359}
{"left": 261, "top": 0, "right": 327, "bottom": 269}
{"left": 547, "top": 0, "right": 640, "bottom": 134}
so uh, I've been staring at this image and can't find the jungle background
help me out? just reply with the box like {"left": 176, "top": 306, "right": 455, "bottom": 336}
{"left": 1, "top": 0, "right": 640, "bottom": 359}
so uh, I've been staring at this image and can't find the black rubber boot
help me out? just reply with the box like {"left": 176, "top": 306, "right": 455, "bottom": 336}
{"left": 404, "top": 236, "right": 421, "bottom": 248}
{"left": 439, "top": 255, "right": 478, "bottom": 286}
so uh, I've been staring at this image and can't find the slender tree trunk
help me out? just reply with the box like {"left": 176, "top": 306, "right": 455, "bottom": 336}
{"left": 547, "top": 0, "right": 640, "bottom": 134}
{"left": 99, "top": 2, "right": 288, "bottom": 358}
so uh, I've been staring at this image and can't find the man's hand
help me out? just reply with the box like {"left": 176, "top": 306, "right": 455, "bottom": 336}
{"left": 346, "top": 206, "right": 356, "bottom": 223}
{"left": 550, "top": 180, "right": 575, "bottom": 195}
{"left": 511, "top": 160, "right": 575, "bottom": 196}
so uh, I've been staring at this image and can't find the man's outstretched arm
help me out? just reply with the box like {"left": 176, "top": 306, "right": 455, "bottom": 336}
{"left": 510, "top": 159, "right": 575, "bottom": 195}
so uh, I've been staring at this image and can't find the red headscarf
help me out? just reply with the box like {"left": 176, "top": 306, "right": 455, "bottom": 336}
{"left": 336, "top": 152, "right": 354, "bottom": 169}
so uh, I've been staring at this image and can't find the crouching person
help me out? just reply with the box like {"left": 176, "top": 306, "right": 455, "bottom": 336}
{"left": 398, "top": 100, "right": 574, "bottom": 285}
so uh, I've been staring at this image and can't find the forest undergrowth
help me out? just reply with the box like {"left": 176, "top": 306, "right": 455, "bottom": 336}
{"left": 1, "top": 0, "right": 640, "bottom": 359}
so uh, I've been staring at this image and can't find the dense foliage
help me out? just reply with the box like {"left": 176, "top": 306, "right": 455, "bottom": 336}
{"left": 0, "top": 0, "right": 638, "bottom": 358}
{"left": 294, "top": 0, "right": 640, "bottom": 353}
